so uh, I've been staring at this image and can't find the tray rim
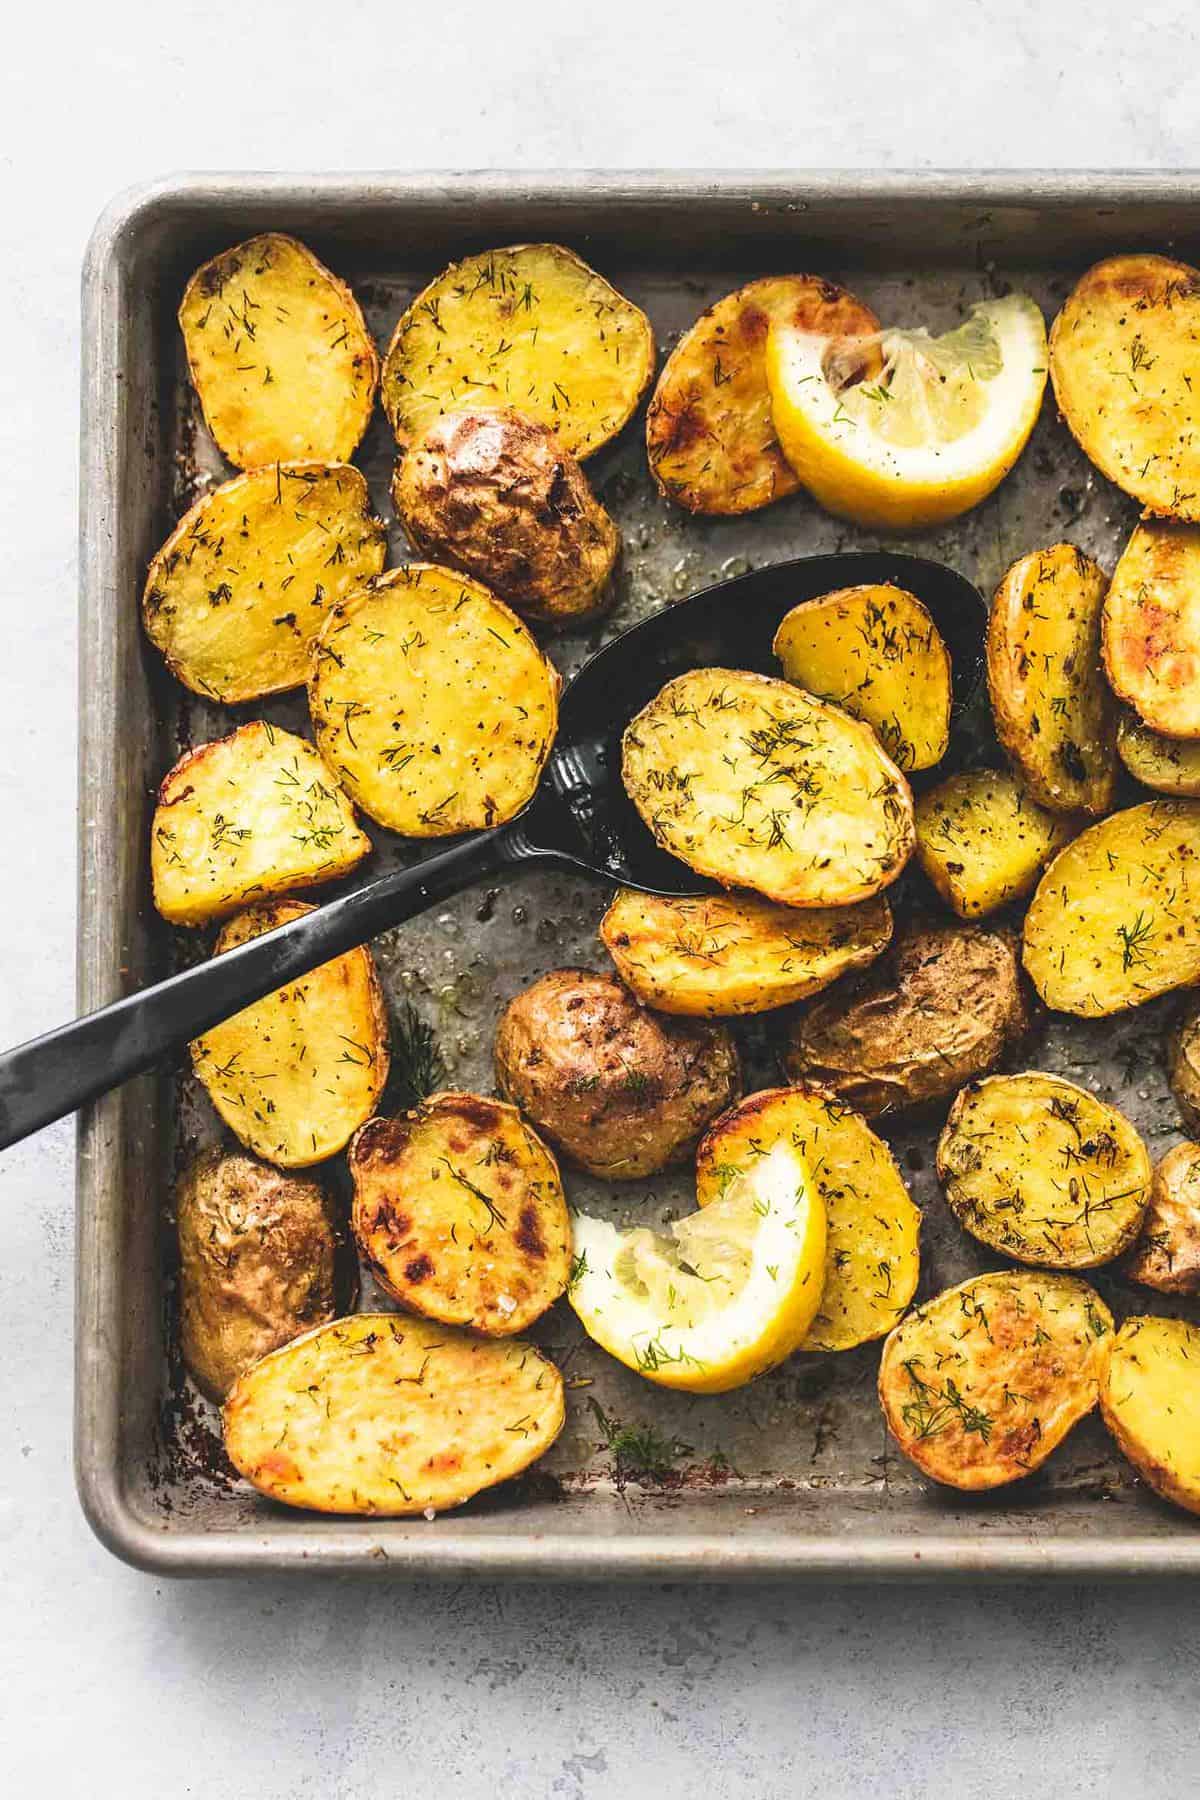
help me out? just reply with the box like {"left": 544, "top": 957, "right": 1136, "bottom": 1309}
{"left": 78, "top": 167, "right": 1200, "bottom": 1580}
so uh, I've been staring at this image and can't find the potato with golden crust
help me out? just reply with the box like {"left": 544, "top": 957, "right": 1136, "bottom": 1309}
{"left": 494, "top": 968, "right": 739, "bottom": 1179}
{"left": 599, "top": 888, "right": 892, "bottom": 1018}
{"left": 988, "top": 543, "right": 1116, "bottom": 815}
{"left": 391, "top": 409, "right": 619, "bottom": 629}
{"left": 1125, "top": 1142, "right": 1200, "bottom": 1294}
{"left": 1169, "top": 999, "right": 1200, "bottom": 1132}
{"left": 784, "top": 923, "right": 1032, "bottom": 1118}
{"left": 223, "top": 1313, "right": 565, "bottom": 1517}
{"left": 349, "top": 1093, "right": 571, "bottom": 1335}
{"left": 879, "top": 1271, "right": 1113, "bottom": 1490}
{"left": 645, "top": 275, "right": 879, "bottom": 515}
{"left": 1100, "top": 1316, "right": 1200, "bottom": 1515}
{"left": 915, "top": 769, "right": 1079, "bottom": 919}
{"left": 177, "top": 1149, "right": 350, "bottom": 1403}
{"left": 1118, "top": 710, "right": 1200, "bottom": 796}
{"left": 1103, "top": 520, "right": 1200, "bottom": 739}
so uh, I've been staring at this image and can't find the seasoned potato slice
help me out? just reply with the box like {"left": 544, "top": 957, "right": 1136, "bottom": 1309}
{"left": 1103, "top": 520, "right": 1200, "bottom": 738}
{"left": 309, "top": 565, "right": 558, "bottom": 835}
{"left": 1118, "top": 710, "right": 1200, "bottom": 795}
{"left": 349, "top": 1093, "right": 571, "bottom": 1335}
{"left": 1049, "top": 253, "right": 1200, "bottom": 518}
{"left": 151, "top": 721, "right": 370, "bottom": 925}
{"left": 621, "top": 669, "right": 914, "bottom": 907}
{"left": 177, "top": 1149, "right": 348, "bottom": 1402}
{"left": 191, "top": 901, "right": 389, "bottom": 1167}
{"left": 773, "top": 584, "right": 951, "bottom": 772}
{"left": 223, "top": 1313, "right": 565, "bottom": 1516}
{"left": 179, "top": 233, "right": 378, "bottom": 467}
{"left": 645, "top": 275, "right": 879, "bottom": 515}
{"left": 785, "top": 923, "right": 1031, "bottom": 1117}
{"left": 914, "top": 769, "right": 1078, "bottom": 919}
{"left": 381, "top": 244, "right": 654, "bottom": 460}
{"left": 937, "top": 1073, "right": 1151, "bottom": 1268}
{"left": 1101, "top": 1316, "right": 1200, "bottom": 1515}
{"left": 1125, "top": 1142, "right": 1200, "bottom": 1294}
{"left": 1022, "top": 799, "right": 1200, "bottom": 1015}
{"left": 599, "top": 888, "right": 892, "bottom": 1017}
{"left": 142, "top": 464, "right": 386, "bottom": 703}
{"left": 988, "top": 543, "right": 1116, "bottom": 814}
{"left": 1169, "top": 999, "right": 1200, "bottom": 1131}
{"left": 696, "top": 1086, "right": 920, "bottom": 1352}
{"left": 879, "top": 1272, "right": 1113, "bottom": 1490}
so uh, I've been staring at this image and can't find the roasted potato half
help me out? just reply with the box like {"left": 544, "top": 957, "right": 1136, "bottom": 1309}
{"left": 622, "top": 669, "right": 914, "bottom": 907}
{"left": 937, "top": 1073, "right": 1151, "bottom": 1269}
{"left": 1169, "top": 998, "right": 1200, "bottom": 1131}
{"left": 879, "top": 1272, "right": 1113, "bottom": 1490}
{"left": 223, "top": 1313, "right": 565, "bottom": 1516}
{"left": 1049, "top": 253, "right": 1200, "bottom": 519}
{"left": 382, "top": 244, "right": 654, "bottom": 460}
{"left": 988, "top": 543, "right": 1116, "bottom": 815}
{"left": 392, "top": 409, "right": 619, "bottom": 628}
{"left": 151, "top": 721, "right": 370, "bottom": 926}
{"left": 599, "top": 888, "right": 892, "bottom": 1018}
{"left": 1101, "top": 1316, "right": 1200, "bottom": 1515}
{"left": 914, "top": 770, "right": 1079, "bottom": 919}
{"left": 494, "top": 968, "right": 739, "bottom": 1179}
{"left": 773, "top": 584, "right": 951, "bottom": 772}
{"left": 784, "top": 923, "right": 1032, "bottom": 1117}
{"left": 1022, "top": 799, "right": 1200, "bottom": 1016}
{"left": 645, "top": 275, "right": 879, "bottom": 515}
{"left": 1118, "top": 710, "right": 1200, "bottom": 796}
{"left": 350, "top": 1093, "right": 571, "bottom": 1335}
{"left": 143, "top": 464, "right": 386, "bottom": 704}
{"left": 190, "top": 901, "right": 389, "bottom": 1167}
{"left": 1103, "top": 520, "right": 1200, "bottom": 738}
{"left": 177, "top": 1149, "right": 348, "bottom": 1403}
{"left": 179, "top": 233, "right": 378, "bottom": 468}
{"left": 1125, "top": 1142, "right": 1200, "bottom": 1295}
{"left": 696, "top": 1085, "right": 920, "bottom": 1353}
{"left": 309, "top": 564, "right": 558, "bottom": 836}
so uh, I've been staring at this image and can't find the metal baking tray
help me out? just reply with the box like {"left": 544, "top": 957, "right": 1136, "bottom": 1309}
{"left": 79, "top": 171, "right": 1200, "bottom": 1578}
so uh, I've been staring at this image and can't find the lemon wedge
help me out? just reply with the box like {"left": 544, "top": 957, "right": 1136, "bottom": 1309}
{"left": 765, "top": 295, "right": 1047, "bottom": 528}
{"left": 567, "top": 1142, "right": 825, "bottom": 1393}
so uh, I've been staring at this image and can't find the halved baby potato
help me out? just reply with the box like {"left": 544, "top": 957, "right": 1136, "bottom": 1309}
{"left": 599, "top": 888, "right": 892, "bottom": 1017}
{"left": 914, "top": 769, "right": 1079, "bottom": 919}
{"left": 1103, "top": 520, "right": 1200, "bottom": 738}
{"left": 1118, "top": 710, "right": 1200, "bottom": 795}
{"left": 1125, "top": 1142, "right": 1200, "bottom": 1295}
{"left": 988, "top": 543, "right": 1116, "bottom": 815}
{"left": 1100, "top": 1316, "right": 1200, "bottom": 1516}
{"left": 1050, "top": 253, "right": 1200, "bottom": 518}
{"left": 179, "top": 233, "right": 378, "bottom": 467}
{"left": 696, "top": 1085, "right": 920, "bottom": 1353}
{"left": 1022, "top": 799, "right": 1200, "bottom": 1016}
{"left": 878, "top": 1271, "right": 1113, "bottom": 1490}
{"left": 645, "top": 275, "right": 879, "bottom": 515}
{"left": 143, "top": 464, "right": 387, "bottom": 703}
{"left": 151, "top": 721, "right": 370, "bottom": 926}
{"left": 937, "top": 1073, "right": 1151, "bottom": 1269}
{"left": 309, "top": 565, "right": 559, "bottom": 835}
{"left": 349, "top": 1092, "right": 571, "bottom": 1336}
{"left": 191, "top": 900, "right": 389, "bottom": 1167}
{"left": 223, "top": 1312, "right": 565, "bottom": 1516}
{"left": 1169, "top": 999, "right": 1200, "bottom": 1133}
{"left": 382, "top": 244, "right": 654, "bottom": 460}
{"left": 773, "top": 584, "right": 951, "bottom": 772}
{"left": 621, "top": 668, "right": 914, "bottom": 907}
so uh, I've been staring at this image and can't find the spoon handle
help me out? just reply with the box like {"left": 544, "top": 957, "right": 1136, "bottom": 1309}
{"left": 0, "top": 824, "right": 543, "bottom": 1152}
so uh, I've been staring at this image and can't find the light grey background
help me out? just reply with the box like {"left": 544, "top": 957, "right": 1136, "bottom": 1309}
{"left": 3, "top": 2, "right": 1198, "bottom": 1791}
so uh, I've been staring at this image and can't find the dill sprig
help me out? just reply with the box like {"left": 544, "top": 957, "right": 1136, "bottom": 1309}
{"left": 391, "top": 1001, "right": 448, "bottom": 1109}
{"left": 587, "top": 1399, "right": 691, "bottom": 1486}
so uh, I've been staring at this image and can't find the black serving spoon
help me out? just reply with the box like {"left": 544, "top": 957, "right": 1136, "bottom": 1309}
{"left": 0, "top": 552, "right": 986, "bottom": 1150}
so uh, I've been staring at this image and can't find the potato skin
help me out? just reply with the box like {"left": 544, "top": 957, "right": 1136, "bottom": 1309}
{"left": 914, "top": 769, "right": 1079, "bottom": 919}
{"left": 1103, "top": 520, "right": 1200, "bottom": 739}
{"left": 784, "top": 923, "right": 1032, "bottom": 1117}
{"left": 392, "top": 409, "right": 619, "bottom": 628}
{"left": 494, "top": 968, "right": 740, "bottom": 1179}
{"left": 177, "top": 1149, "right": 348, "bottom": 1403}
{"left": 1100, "top": 1316, "right": 1200, "bottom": 1515}
{"left": 1169, "top": 999, "right": 1200, "bottom": 1132}
{"left": 1125, "top": 1141, "right": 1200, "bottom": 1294}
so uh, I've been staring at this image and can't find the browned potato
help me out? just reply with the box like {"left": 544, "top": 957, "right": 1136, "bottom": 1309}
{"left": 177, "top": 1149, "right": 348, "bottom": 1402}
{"left": 1100, "top": 1316, "right": 1200, "bottom": 1515}
{"left": 391, "top": 409, "right": 619, "bottom": 628}
{"left": 1169, "top": 998, "right": 1200, "bottom": 1131}
{"left": 988, "top": 543, "right": 1116, "bottom": 815}
{"left": 879, "top": 1271, "right": 1113, "bottom": 1490}
{"left": 349, "top": 1093, "right": 571, "bottom": 1335}
{"left": 1118, "top": 710, "right": 1200, "bottom": 795}
{"left": 599, "top": 888, "right": 892, "bottom": 1017}
{"left": 1126, "top": 1141, "right": 1200, "bottom": 1294}
{"left": 494, "top": 968, "right": 739, "bottom": 1179}
{"left": 1103, "top": 520, "right": 1200, "bottom": 738}
{"left": 784, "top": 923, "right": 1032, "bottom": 1117}
{"left": 223, "top": 1313, "right": 565, "bottom": 1516}
{"left": 645, "top": 275, "right": 879, "bottom": 515}
{"left": 914, "top": 769, "right": 1078, "bottom": 919}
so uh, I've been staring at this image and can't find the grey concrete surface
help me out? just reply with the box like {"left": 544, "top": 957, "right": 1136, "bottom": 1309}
{"left": 1, "top": 1, "right": 1198, "bottom": 1791}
